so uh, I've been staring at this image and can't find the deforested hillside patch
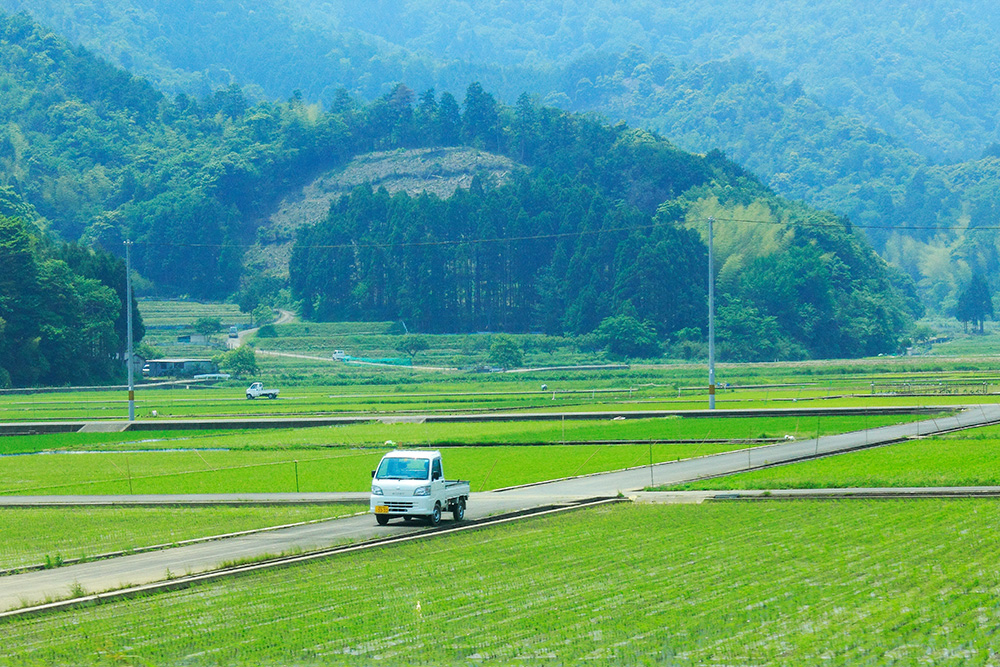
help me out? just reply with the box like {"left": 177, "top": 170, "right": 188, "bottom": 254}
{"left": 247, "top": 147, "right": 522, "bottom": 278}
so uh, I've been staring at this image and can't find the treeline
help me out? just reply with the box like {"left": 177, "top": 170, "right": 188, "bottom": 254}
{"left": 290, "top": 176, "right": 706, "bottom": 337}
{"left": 0, "top": 202, "right": 142, "bottom": 387}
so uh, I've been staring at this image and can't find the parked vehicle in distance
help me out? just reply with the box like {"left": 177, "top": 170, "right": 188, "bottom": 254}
{"left": 229, "top": 325, "right": 239, "bottom": 338}
{"left": 370, "top": 450, "right": 470, "bottom": 526}
{"left": 331, "top": 349, "right": 348, "bottom": 361}
{"left": 245, "top": 382, "right": 279, "bottom": 399}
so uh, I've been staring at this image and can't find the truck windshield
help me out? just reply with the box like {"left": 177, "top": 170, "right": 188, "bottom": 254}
{"left": 376, "top": 457, "right": 430, "bottom": 480}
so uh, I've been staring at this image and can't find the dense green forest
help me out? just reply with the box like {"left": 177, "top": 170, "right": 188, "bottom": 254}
{"left": 0, "top": 191, "right": 142, "bottom": 387}
{"left": 0, "top": 9, "right": 921, "bottom": 373}
{"left": 4, "top": 0, "right": 998, "bottom": 315}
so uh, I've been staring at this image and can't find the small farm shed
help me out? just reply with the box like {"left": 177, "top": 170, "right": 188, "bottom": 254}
{"left": 145, "top": 358, "right": 217, "bottom": 377}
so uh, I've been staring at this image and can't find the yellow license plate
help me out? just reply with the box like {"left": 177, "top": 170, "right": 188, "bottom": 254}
{"left": 374, "top": 505, "right": 389, "bottom": 514}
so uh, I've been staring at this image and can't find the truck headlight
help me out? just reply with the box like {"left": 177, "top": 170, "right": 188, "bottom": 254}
{"left": 371, "top": 485, "right": 383, "bottom": 495}
{"left": 413, "top": 485, "right": 430, "bottom": 496}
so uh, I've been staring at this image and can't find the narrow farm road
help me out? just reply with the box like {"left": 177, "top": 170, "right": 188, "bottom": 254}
{"left": 226, "top": 309, "right": 296, "bottom": 349}
{"left": 2, "top": 404, "right": 999, "bottom": 612}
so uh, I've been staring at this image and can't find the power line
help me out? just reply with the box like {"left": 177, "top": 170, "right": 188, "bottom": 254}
{"left": 123, "top": 214, "right": 980, "bottom": 253}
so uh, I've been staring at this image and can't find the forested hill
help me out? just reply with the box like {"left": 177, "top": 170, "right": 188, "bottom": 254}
{"left": 0, "top": 10, "right": 920, "bottom": 368}
{"left": 285, "top": 93, "right": 923, "bottom": 361}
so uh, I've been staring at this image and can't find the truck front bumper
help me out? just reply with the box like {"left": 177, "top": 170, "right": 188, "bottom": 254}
{"left": 370, "top": 495, "right": 436, "bottom": 516}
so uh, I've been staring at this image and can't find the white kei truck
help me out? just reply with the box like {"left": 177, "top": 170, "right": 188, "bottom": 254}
{"left": 370, "top": 450, "right": 470, "bottom": 526}
{"left": 245, "top": 382, "right": 279, "bottom": 399}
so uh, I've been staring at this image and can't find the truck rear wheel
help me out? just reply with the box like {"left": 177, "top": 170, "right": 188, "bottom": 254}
{"left": 452, "top": 500, "right": 465, "bottom": 522}
{"left": 376, "top": 514, "right": 390, "bottom": 526}
{"left": 428, "top": 502, "right": 441, "bottom": 526}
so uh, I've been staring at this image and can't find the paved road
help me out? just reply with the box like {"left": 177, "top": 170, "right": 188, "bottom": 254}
{"left": 3, "top": 404, "right": 999, "bottom": 612}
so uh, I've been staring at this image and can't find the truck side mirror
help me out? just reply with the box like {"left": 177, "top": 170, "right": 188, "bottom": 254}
{"left": 432, "top": 471, "right": 441, "bottom": 480}
{"left": 371, "top": 470, "right": 376, "bottom": 478}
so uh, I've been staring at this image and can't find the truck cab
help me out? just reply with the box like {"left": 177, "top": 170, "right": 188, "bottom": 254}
{"left": 370, "top": 450, "right": 470, "bottom": 526}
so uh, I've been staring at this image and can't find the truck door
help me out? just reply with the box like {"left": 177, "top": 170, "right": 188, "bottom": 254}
{"left": 431, "top": 457, "right": 444, "bottom": 495}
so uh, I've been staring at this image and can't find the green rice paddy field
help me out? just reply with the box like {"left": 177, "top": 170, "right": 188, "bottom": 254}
{"left": 0, "top": 381, "right": 935, "bottom": 421}
{"left": 0, "top": 380, "right": 988, "bottom": 422}
{"left": 0, "top": 415, "right": 925, "bottom": 496}
{"left": 0, "top": 505, "right": 365, "bottom": 572}
{"left": 0, "top": 414, "right": 908, "bottom": 454}
{"left": 4, "top": 500, "right": 1000, "bottom": 666}
{"left": 668, "top": 422, "right": 1000, "bottom": 490}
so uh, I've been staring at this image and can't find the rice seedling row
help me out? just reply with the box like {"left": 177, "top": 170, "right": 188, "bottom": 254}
{"left": 4, "top": 501, "right": 999, "bottom": 665}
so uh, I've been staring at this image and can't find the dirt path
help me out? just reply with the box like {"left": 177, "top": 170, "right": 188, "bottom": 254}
{"left": 227, "top": 309, "right": 296, "bottom": 349}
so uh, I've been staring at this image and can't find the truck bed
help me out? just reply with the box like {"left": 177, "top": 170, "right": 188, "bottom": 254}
{"left": 444, "top": 480, "right": 470, "bottom": 494}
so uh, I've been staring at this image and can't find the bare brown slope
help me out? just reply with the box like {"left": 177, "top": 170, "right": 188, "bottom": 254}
{"left": 245, "top": 146, "right": 522, "bottom": 278}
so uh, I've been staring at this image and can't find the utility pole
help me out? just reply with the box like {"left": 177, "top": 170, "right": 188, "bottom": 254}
{"left": 125, "top": 239, "right": 135, "bottom": 422}
{"left": 708, "top": 216, "right": 716, "bottom": 410}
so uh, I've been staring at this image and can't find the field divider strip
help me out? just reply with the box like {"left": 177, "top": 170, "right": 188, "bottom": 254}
{"left": 0, "top": 497, "right": 624, "bottom": 621}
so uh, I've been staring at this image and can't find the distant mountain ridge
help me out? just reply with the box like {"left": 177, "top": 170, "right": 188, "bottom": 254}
{"left": 5, "top": 0, "right": 997, "bottom": 160}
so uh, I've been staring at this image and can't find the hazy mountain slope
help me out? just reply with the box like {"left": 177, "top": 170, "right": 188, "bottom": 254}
{"left": 0, "top": 0, "right": 534, "bottom": 103}
{"left": 4, "top": 1, "right": 993, "bottom": 314}
{"left": 6, "top": 0, "right": 997, "bottom": 161}
{"left": 313, "top": 0, "right": 1000, "bottom": 162}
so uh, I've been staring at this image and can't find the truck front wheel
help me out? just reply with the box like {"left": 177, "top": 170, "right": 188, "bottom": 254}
{"left": 429, "top": 503, "right": 441, "bottom": 526}
{"left": 376, "top": 514, "right": 390, "bottom": 526}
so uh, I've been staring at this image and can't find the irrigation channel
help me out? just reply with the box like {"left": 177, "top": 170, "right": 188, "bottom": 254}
{"left": 2, "top": 403, "right": 1000, "bottom": 617}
